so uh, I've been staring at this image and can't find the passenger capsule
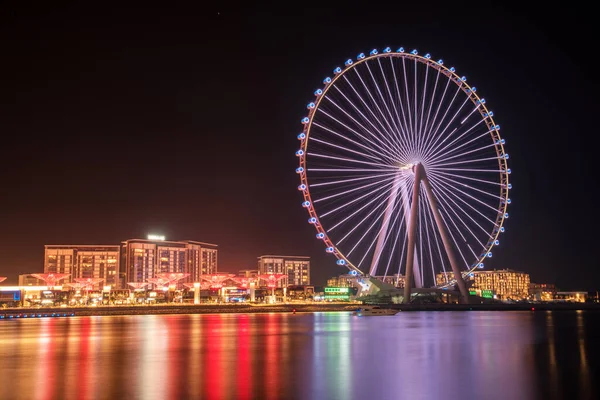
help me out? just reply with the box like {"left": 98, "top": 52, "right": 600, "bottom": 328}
{"left": 302, "top": 201, "right": 311, "bottom": 208}
{"left": 397, "top": 47, "right": 405, "bottom": 53}
{"left": 297, "top": 133, "right": 306, "bottom": 140}
{"left": 326, "top": 247, "right": 334, "bottom": 253}
{"left": 307, "top": 102, "right": 315, "bottom": 109}
{"left": 411, "top": 49, "right": 418, "bottom": 55}
{"left": 308, "top": 217, "right": 317, "bottom": 224}
{"left": 296, "top": 167, "right": 304, "bottom": 174}
{"left": 383, "top": 47, "right": 391, "bottom": 53}
{"left": 507, "top": 198, "right": 512, "bottom": 204}
{"left": 500, "top": 139, "right": 505, "bottom": 144}
{"left": 323, "top": 77, "right": 332, "bottom": 84}
{"left": 357, "top": 52, "right": 366, "bottom": 59}
{"left": 500, "top": 226, "right": 506, "bottom": 232}
{"left": 336, "top": 259, "right": 346, "bottom": 265}
{"left": 487, "top": 252, "right": 493, "bottom": 258}
{"left": 507, "top": 169, "right": 512, "bottom": 174}
{"left": 507, "top": 183, "right": 512, "bottom": 189}
{"left": 494, "top": 240, "right": 500, "bottom": 245}
{"left": 314, "top": 89, "right": 323, "bottom": 96}
{"left": 478, "top": 263, "right": 484, "bottom": 269}
{"left": 345, "top": 59, "right": 353, "bottom": 66}
{"left": 450, "top": 67, "right": 456, "bottom": 72}
{"left": 425, "top": 53, "right": 431, "bottom": 59}
{"left": 333, "top": 67, "right": 342, "bottom": 74}
{"left": 488, "top": 111, "right": 494, "bottom": 117}
{"left": 471, "top": 87, "right": 477, "bottom": 92}
{"left": 298, "top": 184, "right": 307, "bottom": 191}
{"left": 301, "top": 117, "right": 309, "bottom": 124}
{"left": 504, "top": 153, "right": 509, "bottom": 159}
{"left": 370, "top": 49, "right": 378, "bottom": 55}
{"left": 295, "top": 149, "right": 304, "bottom": 156}
{"left": 316, "top": 232, "right": 325, "bottom": 239}
{"left": 494, "top": 124, "right": 500, "bottom": 130}
{"left": 504, "top": 212, "right": 509, "bottom": 218}
{"left": 437, "top": 59, "right": 444, "bottom": 64}
{"left": 461, "top": 76, "right": 467, "bottom": 82}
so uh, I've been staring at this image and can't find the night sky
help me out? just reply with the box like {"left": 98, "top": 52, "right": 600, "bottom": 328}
{"left": 0, "top": 3, "right": 597, "bottom": 289}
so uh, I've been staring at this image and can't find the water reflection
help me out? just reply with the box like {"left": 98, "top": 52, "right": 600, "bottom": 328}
{"left": 0, "top": 311, "right": 598, "bottom": 400}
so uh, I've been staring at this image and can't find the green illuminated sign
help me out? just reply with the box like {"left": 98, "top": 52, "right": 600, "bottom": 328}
{"left": 325, "top": 287, "right": 349, "bottom": 293}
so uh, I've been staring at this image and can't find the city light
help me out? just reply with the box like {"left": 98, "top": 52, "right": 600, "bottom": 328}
{"left": 147, "top": 234, "right": 166, "bottom": 241}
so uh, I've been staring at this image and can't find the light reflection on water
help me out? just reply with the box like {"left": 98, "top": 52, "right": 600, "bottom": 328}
{"left": 0, "top": 311, "right": 598, "bottom": 400}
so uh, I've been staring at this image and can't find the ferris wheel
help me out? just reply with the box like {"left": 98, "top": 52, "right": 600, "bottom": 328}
{"left": 296, "top": 47, "right": 510, "bottom": 300}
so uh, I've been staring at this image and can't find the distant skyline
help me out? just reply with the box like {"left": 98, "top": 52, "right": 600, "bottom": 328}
{"left": 0, "top": 4, "right": 597, "bottom": 289}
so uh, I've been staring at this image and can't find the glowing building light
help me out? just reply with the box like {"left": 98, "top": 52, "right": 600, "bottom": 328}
{"left": 148, "top": 234, "right": 165, "bottom": 241}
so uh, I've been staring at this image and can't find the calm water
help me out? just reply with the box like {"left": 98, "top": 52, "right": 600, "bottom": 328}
{"left": 0, "top": 311, "right": 598, "bottom": 400}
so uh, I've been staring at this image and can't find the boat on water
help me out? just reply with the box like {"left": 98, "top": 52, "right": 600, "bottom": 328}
{"left": 353, "top": 306, "right": 399, "bottom": 316}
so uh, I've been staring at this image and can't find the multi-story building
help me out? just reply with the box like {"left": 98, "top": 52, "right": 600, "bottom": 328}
{"left": 121, "top": 238, "right": 218, "bottom": 284}
{"left": 529, "top": 283, "right": 557, "bottom": 301}
{"left": 436, "top": 269, "right": 530, "bottom": 300}
{"left": 257, "top": 255, "right": 310, "bottom": 287}
{"left": 44, "top": 245, "right": 120, "bottom": 287}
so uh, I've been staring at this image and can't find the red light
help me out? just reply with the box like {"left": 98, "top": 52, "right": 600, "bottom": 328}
{"left": 531, "top": 307, "right": 535, "bottom": 311}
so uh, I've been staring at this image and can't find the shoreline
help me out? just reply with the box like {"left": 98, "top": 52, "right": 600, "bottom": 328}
{"left": 3, "top": 302, "right": 600, "bottom": 318}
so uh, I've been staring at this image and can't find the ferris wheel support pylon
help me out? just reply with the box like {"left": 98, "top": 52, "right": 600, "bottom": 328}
{"left": 400, "top": 175, "right": 422, "bottom": 288}
{"left": 403, "top": 163, "right": 470, "bottom": 304}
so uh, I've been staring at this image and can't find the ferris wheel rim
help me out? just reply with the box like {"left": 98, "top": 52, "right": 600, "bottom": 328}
{"left": 297, "top": 48, "right": 510, "bottom": 282}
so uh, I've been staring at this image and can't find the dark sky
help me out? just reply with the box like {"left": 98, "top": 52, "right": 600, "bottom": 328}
{"left": 0, "top": 2, "right": 597, "bottom": 288}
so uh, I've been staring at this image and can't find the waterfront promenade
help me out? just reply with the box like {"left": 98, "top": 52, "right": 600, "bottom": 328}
{"left": 3, "top": 301, "right": 600, "bottom": 318}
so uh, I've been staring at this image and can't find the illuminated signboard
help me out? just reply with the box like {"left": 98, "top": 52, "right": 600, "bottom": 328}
{"left": 147, "top": 234, "right": 166, "bottom": 241}
{"left": 325, "top": 287, "right": 349, "bottom": 293}
{"left": 324, "top": 287, "right": 351, "bottom": 300}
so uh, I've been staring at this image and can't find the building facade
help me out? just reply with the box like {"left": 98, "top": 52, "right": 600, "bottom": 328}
{"left": 121, "top": 238, "right": 218, "bottom": 284}
{"left": 44, "top": 245, "right": 120, "bottom": 287}
{"left": 436, "top": 269, "right": 530, "bottom": 300}
{"left": 18, "top": 274, "right": 46, "bottom": 287}
{"left": 257, "top": 255, "right": 310, "bottom": 287}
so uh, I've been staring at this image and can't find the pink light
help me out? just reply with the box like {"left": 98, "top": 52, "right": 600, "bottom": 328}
{"left": 127, "top": 282, "right": 148, "bottom": 290}
{"left": 0, "top": 277, "right": 6, "bottom": 284}
{"left": 156, "top": 273, "right": 190, "bottom": 283}
{"left": 199, "top": 274, "right": 236, "bottom": 289}
{"left": 258, "top": 274, "right": 287, "bottom": 288}
{"left": 74, "top": 278, "right": 104, "bottom": 288}
{"left": 146, "top": 277, "right": 172, "bottom": 289}
{"left": 30, "top": 273, "right": 70, "bottom": 287}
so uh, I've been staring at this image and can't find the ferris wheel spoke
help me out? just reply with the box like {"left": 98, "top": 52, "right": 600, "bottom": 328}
{"left": 312, "top": 174, "right": 398, "bottom": 204}
{"left": 438, "top": 211, "right": 471, "bottom": 270}
{"left": 318, "top": 103, "right": 401, "bottom": 162}
{"left": 324, "top": 178, "right": 399, "bottom": 228}
{"left": 312, "top": 120, "right": 396, "bottom": 163}
{"left": 309, "top": 136, "right": 387, "bottom": 162}
{"left": 427, "top": 142, "right": 497, "bottom": 167}
{"left": 390, "top": 57, "right": 414, "bottom": 152}
{"left": 307, "top": 152, "right": 396, "bottom": 169}
{"left": 426, "top": 124, "right": 492, "bottom": 165}
{"left": 418, "top": 187, "right": 425, "bottom": 285}
{"left": 310, "top": 171, "right": 403, "bottom": 188}
{"left": 429, "top": 181, "right": 491, "bottom": 247}
{"left": 381, "top": 201, "right": 409, "bottom": 279}
{"left": 421, "top": 69, "right": 442, "bottom": 149}
{"left": 401, "top": 58, "right": 416, "bottom": 150}
{"left": 345, "top": 183, "right": 404, "bottom": 258}
{"left": 364, "top": 62, "right": 406, "bottom": 144}
{"left": 429, "top": 156, "right": 502, "bottom": 168}
{"left": 308, "top": 167, "right": 400, "bottom": 173}
{"left": 419, "top": 193, "right": 437, "bottom": 285}
{"left": 416, "top": 63, "right": 430, "bottom": 157}
{"left": 423, "top": 90, "right": 471, "bottom": 160}
{"left": 429, "top": 174, "right": 499, "bottom": 226}
{"left": 427, "top": 170, "right": 504, "bottom": 201}
{"left": 429, "top": 167, "right": 504, "bottom": 174}
{"left": 431, "top": 174, "right": 501, "bottom": 218}
{"left": 422, "top": 192, "right": 448, "bottom": 277}
{"left": 334, "top": 82, "right": 405, "bottom": 158}
{"left": 425, "top": 119, "right": 489, "bottom": 163}
{"left": 336, "top": 178, "right": 405, "bottom": 246}
{"left": 360, "top": 191, "right": 406, "bottom": 272}
{"left": 420, "top": 78, "right": 452, "bottom": 155}
{"left": 426, "top": 170, "right": 502, "bottom": 187}
{"left": 377, "top": 58, "right": 411, "bottom": 146}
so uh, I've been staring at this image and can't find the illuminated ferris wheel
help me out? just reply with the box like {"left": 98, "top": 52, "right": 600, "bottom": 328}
{"left": 296, "top": 47, "right": 510, "bottom": 301}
